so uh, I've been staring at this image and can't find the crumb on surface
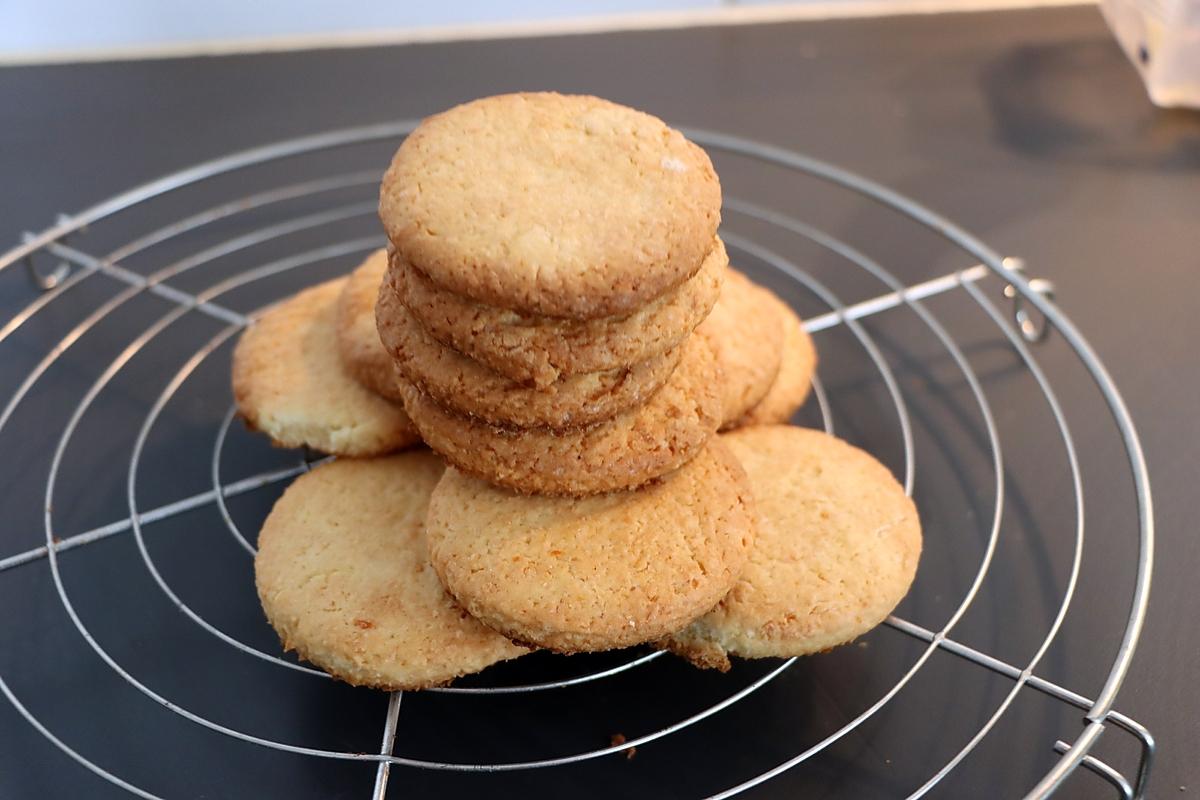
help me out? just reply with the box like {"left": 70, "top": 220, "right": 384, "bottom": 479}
{"left": 610, "top": 733, "right": 637, "bottom": 760}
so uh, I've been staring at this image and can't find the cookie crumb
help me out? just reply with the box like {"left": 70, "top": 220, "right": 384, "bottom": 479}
{"left": 610, "top": 733, "right": 637, "bottom": 760}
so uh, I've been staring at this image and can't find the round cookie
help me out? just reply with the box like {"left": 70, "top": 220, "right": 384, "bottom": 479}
{"left": 664, "top": 426, "right": 921, "bottom": 671}
{"left": 696, "top": 270, "right": 786, "bottom": 428}
{"left": 335, "top": 249, "right": 406, "bottom": 402}
{"left": 232, "top": 278, "right": 420, "bottom": 456}
{"left": 398, "top": 336, "right": 722, "bottom": 496}
{"left": 377, "top": 284, "right": 683, "bottom": 429}
{"left": 255, "top": 453, "right": 528, "bottom": 689}
{"left": 380, "top": 92, "right": 721, "bottom": 319}
{"left": 392, "top": 238, "right": 726, "bottom": 388}
{"left": 426, "top": 440, "right": 756, "bottom": 653}
{"left": 735, "top": 300, "right": 817, "bottom": 427}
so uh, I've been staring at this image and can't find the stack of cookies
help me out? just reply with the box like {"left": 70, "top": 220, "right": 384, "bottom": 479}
{"left": 374, "top": 93, "right": 731, "bottom": 496}
{"left": 240, "top": 93, "right": 920, "bottom": 693}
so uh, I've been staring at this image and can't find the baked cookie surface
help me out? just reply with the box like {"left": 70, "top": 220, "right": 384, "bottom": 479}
{"left": 392, "top": 238, "right": 726, "bottom": 388}
{"left": 426, "top": 440, "right": 755, "bottom": 653}
{"left": 397, "top": 336, "right": 722, "bottom": 495}
{"left": 735, "top": 299, "right": 817, "bottom": 427}
{"left": 334, "top": 249, "right": 407, "bottom": 402}
{"left": 377, "top": 283, "right": 683, "bottom": 429}
{"left": 379, "top": 92, "right": 721, "bottom": 319}
{"left": 255, "top": 452, "right": 528, "bottom": 689}
{"left": 696, "top": 270, "right": 786, "bottom": 428}
{"left": 665, "top": 426, "right": 921, "bottom": 670}
{"left": 232, "top": 278, "right": 419, "bottom": 456}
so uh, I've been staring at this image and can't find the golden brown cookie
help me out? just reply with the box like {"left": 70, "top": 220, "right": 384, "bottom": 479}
{"left": 426, "top": 440, "right": 755, "bottom": 653}
{"left": 392, "top": 238, "right": 726, "bottom": 388}
{"left": 664, "top": 426, "right": 921, "bottom": 670}
{"left": 334, "top": 249, "right": 406, "bottom": 402}
{"left": 380, "top": 93, "right": 721, "bottom": 319}
{"left": 255, "top": 453, "right": 528, "bottom": 689}
{"left": 696, "top": 270, "right": 786, "bottom": 428}
{"left": 376, "top": 284, "right": 683, "bottom": 429}
{"left": 734, "top": 299, "right": 817, "bottom": 427}
{"left": 232, "top": 278, "right": 420, "bottom": 456}
{"left": 398, "top": 336, "right": 721, "bottom": 496}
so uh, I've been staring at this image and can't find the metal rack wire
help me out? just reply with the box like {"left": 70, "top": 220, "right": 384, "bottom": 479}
{"left": 0, "top": 122, "right": 1154, "bottom": 799}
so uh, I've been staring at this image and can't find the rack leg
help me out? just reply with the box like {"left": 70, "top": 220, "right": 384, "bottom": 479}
{"left": 1052, "top": 739, "right": 1133, "bottom": 800}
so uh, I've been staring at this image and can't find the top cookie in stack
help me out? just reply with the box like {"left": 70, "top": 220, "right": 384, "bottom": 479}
{"left": 376, "top": 93, "right": 729, "bottom": 495}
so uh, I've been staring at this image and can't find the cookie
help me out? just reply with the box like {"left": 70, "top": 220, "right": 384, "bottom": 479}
{"left": 392, "top": 238, "right": 726, "bottom": 388}
{"left": 232, "top": 278, "right": 420, "bottom": 456}
{"left": 255, "top": 453, "right": 528, "bottom": 689}
{"left": 398, "top": 336, "right": 721, "bottom": 496}
{"left": 334, "top": 249, "right": 407, "bottom": 402}
{"left": 696, "top": 270, "right": 786, "bottom": 428}
{"left": 664, "top": 426, "right": 921, "bottom": 670}
{"left": 376, "top": 283, "right": 683, "bottom": 429}
{"left": 425, "top": 440, "right": 755, "bottom": 653}
{"left": 380, "top": 93, "right": 721, "bottom": 319}
{"left": 734, "top": 300, "right": 817, "bottom": 427}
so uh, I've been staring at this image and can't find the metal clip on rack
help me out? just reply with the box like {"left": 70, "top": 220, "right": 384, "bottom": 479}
{"left": 0, "top": 123, "right": 1153, "bottom": 799}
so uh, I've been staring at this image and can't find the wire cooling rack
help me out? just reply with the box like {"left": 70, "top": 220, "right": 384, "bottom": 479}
{"left": 0, "top": 123, "right": 1154, "bottom": 799}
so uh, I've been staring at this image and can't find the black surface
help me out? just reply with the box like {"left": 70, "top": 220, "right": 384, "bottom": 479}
{"left": 1, "top": 5, "right": 1198, "bottom": 798}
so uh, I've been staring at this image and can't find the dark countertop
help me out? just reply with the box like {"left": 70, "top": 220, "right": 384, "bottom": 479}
{"left": 1, "top": 5, "right": 1197, "bottom": 798}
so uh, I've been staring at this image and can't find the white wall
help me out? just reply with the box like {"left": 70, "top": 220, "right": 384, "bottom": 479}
{"left": 1, "top": 0, "right": 1085, "bottom": 60}
{"left": 2, "top": 0, "right": 722, "bottom": 55}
